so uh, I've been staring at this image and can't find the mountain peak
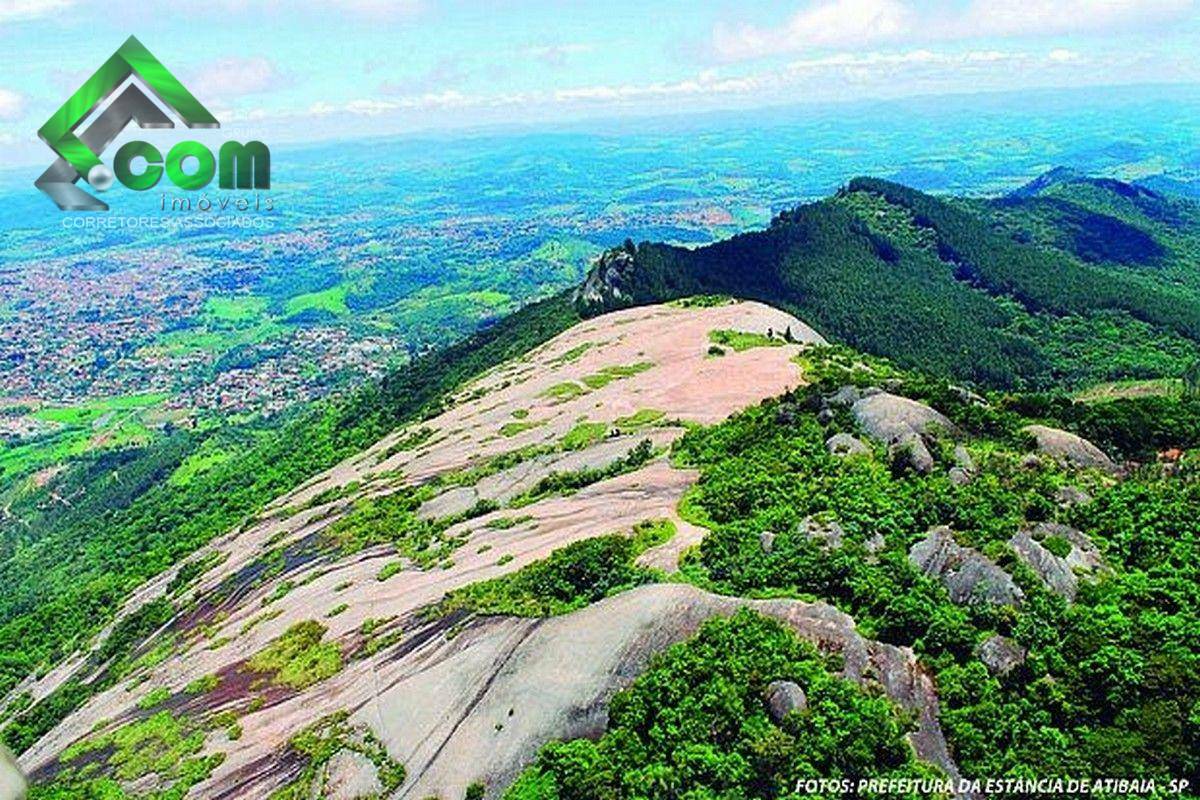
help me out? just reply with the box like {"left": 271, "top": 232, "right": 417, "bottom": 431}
{"left": 1006, "top": 166, "right": 1083, "bottom": 199}
{"left": 574, "top": 241, "right": 639, "bottom": 313}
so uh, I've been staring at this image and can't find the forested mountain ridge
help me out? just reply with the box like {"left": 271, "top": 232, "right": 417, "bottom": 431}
{"left": 577, "top": 172, "right": 1200, "bottom": 389}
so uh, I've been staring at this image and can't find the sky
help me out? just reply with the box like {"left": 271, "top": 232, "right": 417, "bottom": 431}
{"left": 1, "top": 0, "right": 1199, "bottom": 165}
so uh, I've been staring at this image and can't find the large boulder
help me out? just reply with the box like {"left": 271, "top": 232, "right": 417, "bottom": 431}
{"left": 0, "top": 743, "right": 25, "bottom": 800}
{"left": 852, "top": 393, "right": 955, "bottom": 476}
{"left": 826, "top": 433, "right": 870, "bottom": 457}
{"left": 891, "top": 434, "right": 935, "bottom": 475}
{"left": 1055, "top": 485, "right": 1093, "bottom": 507}
{"left": 953, "top": 445, "right": 975, "bottom": 473}
{"left": 909, "top": 527, "right": 1024, "bottom": 606}
{"left": 764, "top": 680, "right": 808, "bottom": 722}
{"left": 1010, "top": 523, "right": 1103, "bottom": 601}
{"left": 1023, "top": 425, "right": 1117, "bottom": 474}
{"left": 948, "top": 467, "right": 972, "bottom": 486}
{"left": 1009, "top": 530, "right": 1077, "bottom": 601}
{"left": 852, "top": 392, "right": 956, "bottom": 445}
{"left": 977, "top": 635, "right": 1026, "bottom": 677}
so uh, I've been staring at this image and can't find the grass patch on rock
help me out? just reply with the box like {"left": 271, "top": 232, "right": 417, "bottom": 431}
{"left": 246, "top": 621, "right": 342, "bottom": 690}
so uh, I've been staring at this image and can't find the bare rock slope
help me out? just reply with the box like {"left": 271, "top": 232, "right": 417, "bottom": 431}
{"left": 22, "top": 301, "right": 854, "bottom": 799}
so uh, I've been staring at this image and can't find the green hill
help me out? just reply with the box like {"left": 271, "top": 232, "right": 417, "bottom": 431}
{"left": 578, "top": 174, "right": 1200, "bottom": 389}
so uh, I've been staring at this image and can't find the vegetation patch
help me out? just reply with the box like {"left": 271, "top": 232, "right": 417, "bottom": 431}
{"left": 613, "top": 409, "right": 665, "bottom": 430}
{"left": 381, "top": 426, "right": 436, "bottom": 459}
{"left": 510, "top": 439, "right": 655, "bottom": 507}
{"left": 439, "top": 520, "right": 673, "bottom": 617}
{"left": 184, "top": 674, "right": 220, "bottom": 695}
{"left": 708, "top": 328, "right": 784, "bottom": 352}
{"left": 560, "top": 420, "right": 608, "bottom": 450}
{"left": 504, "top": 610, "right": 926, "bottom": 799}
{"left": 45, "top": 710, "right": 224, "bottom": 799}
{"left": 580, "top": 362, "right": 654, "bottom": 390}
{"left": 669, "top": 294, "right": 734, "bottom": 308}
{"left": 485, "top": 514, "right": 534, "bottom": 530}
{"left": 541, "top": 381, "right": 587, "bottom": 401}
{"left": 268, "top": 712, "right": 404, "bottom": 800}
{"left": 548, "top": 342, "right": 595, "bottom": 365}
{"left": 321, "top": 484, "right": 459, "bottom": 568}
{"left": 500, "top": 420, "right": 543, "bottom": 437}
{"left": 246, "top": 621, "right": 343, "bottom": 690}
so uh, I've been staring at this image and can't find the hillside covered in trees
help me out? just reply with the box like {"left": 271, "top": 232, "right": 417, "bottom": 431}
{"left": 578, "top": 172, "right": 1200, "bottom": 390}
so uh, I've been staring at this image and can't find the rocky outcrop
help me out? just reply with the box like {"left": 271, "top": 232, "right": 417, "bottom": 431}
{"left": 417, "top": 432, "right": 676, "bottom": 520}
{"left": 765, "top": 680, "right": 808, "bottom": 722}
{"left": 0, "top": 744, "right": 25, "bottom": 800}
{"left": 574, "top": 247, "right": 637, "bottom": 311}
{"left": 865, "top": 532, "right": 887, "bottom": 556}
{"left": 333, "top": 584, "right": 963, "bottom": 799}
{"left": 977, "top": 635, "right": 1025, "bottom": 677}
{"left": 852, "top": 392, "right": 956, "bottom": 444}
{"left": 953, "top": 445, "right": 975, "bottom": 473}
{"left": 800, "top": 516, "right": 845, "bottom": 550}
{"left": 893, "top": 436, "right": 935, "bottom": 475}
{"left": 827, "top": 385, "right": 879, "bottom": 407}
{"left": 852, "top": 393, "right": 956, "bottom": 476}
{"left": 1023, "top": 425, "right": 1117, "bottom": 474}
{"left": 1009, "top": 523, "right": 1104, "bottom": 601}
{"left": 1055, "top": 485, "right": 1092, "bottom": 507}
{"left": 909, "top": 527, "right": 1023, "bottom": 606}
{"left": 948, "top": 467, "right": 972, "bottom": 486}
{"left": 826, "top": 433, "right": 870, "bottom": 457}
{"left": 20, "top": 302, "right": 825, "bottom": 792}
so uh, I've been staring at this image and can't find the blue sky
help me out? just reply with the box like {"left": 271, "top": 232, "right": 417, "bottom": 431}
{"left": 1, "top": 0, "right": 1198, "bottom": 165}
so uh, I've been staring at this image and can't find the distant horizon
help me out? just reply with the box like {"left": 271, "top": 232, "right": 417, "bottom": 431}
{"left": 3, "top": 0, "right": 1199, "bottom": 166}
{"left": 1, "top": 78, "right": 1196, "bottom": 176}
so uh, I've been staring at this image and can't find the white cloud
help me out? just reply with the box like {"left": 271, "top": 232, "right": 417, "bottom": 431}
{"left": 952, "top": 0, "right": 1193, "bottom": 39}
{"left": 276, "top": 45, "right": 1097, "bottom": 128}
{"left": 713, "top": 0, "right": 1195, "bottom": 60}
{"left": 715, "top": 0, "right": 915, "bottom": 60}
{"left": 553, "top": 70, "right": 764, "bottom": 103}
{"left": 345, "top": 91, "right": 479, "bottom": 116}
{"left": 552, "top": 47, "right": 1088, "bottom": 104}
{"left": 0, "top": 88, "right": 27, "bottom": 121}
{"left": 522, "top": 43, "right": 595, "bottom": 67}
{"left": 0, "top": 0, "right": 72, "bottom": 22}
{"left": 190, "top": 57, "right": 287, "bottom": 102}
